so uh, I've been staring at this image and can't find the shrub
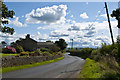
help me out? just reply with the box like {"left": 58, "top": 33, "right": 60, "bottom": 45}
{"left": 30, "top": 49, "right": 42, "bottom": 56}
{"left": 69, "top": 48, "right": 93, "bottom": 59}
{"left": 91, "top": 50, "right": 97, "bottom": 55}
{"left": 15, "top": 45, "right": 24, "bottom": 53}
{"left": 20, "top": 52, "right": 29, "bottom": 56}
{"left": 51, "top": 45, "right": 60, "bottom": 52}
{"left": 2, "top": 46, "right": 16, "bottom": 53}
{"left": 40, "top": 48, "right": 50, "bottom": 52}
{"left": 99, "top": 43, "right": 114, "bottom": 55}
{"left": 42, "top": 52, "right": 51, "bottom": 56}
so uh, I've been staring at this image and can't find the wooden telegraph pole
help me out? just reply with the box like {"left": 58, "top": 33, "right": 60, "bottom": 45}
{"left": 105, "top": 2, "right": 114, "bottom": 45}
{"left": 71, "top": 39, "right": 73, "bottom": 49}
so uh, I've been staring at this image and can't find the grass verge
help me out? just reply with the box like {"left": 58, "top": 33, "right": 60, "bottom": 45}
{"left": 78, "top": 58, "right": 101, "bottom": 78}
{"left": 0, "top": 53, "right": 18, "bottom": 57}
{"left": 1, "top": 56, "right": 64, "bottom": 73}
{"left": 78, "top": 58, "right": 120, "bottom": 78}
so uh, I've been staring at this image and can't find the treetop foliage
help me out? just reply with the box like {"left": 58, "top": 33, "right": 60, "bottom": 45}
{"left": 0, "top": 1, "right": 15, "bottom": 35}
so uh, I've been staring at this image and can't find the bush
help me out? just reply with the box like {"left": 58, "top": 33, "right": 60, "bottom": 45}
{"left": 99, "top": 43, "right": 114, "bottom": 55}
{"left": 30, "top": 49, "right": 42, "bottom": 56}
{"left": 51, "top": 45, "right": 60, "bottom": 52}
{"left": 40, "top": 48, "right": 50, "bottom": 52}
{"left": 20, "top": 52, "right": 29, "bottom": 56}
{"left": 2, "top": 46, "right": 16, "bottom": 53}
{"left": 15, "top": 45, "right": 24, "bottom": 53}
{"left": 69, "top": 48, "right": 93, "bottom": 59}
{"left": 91, "top": 50, "right": 97, "bottom": 55}
{"left": 42, "top": 52, "right": 51, "bottom": 56}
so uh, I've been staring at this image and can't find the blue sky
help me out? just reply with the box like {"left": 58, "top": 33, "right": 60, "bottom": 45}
{"left": 1, "top": 2, "right": 119, "bottom": 48}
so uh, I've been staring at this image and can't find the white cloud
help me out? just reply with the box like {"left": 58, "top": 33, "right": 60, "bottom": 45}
{"left": 100, "top": 14, "right": 107, "bottom": 19}
{"left": 84, "top": 30, "right": 96, "bottom": 38}
{"left": 9, "top": 16, "right": 27, "bottom": 27}
{"left": 37, "top": 26, "right": 47, "bottom": 30}
{"left": 1, "top": 16, "right": 118, "bottom": 48}
{"left": 37, "top": 32, "right": 40, "bottom": 35}
{"left": 100, "top": 14, "right": 114, "bottom": 20}
{"left": 70, "top": 15, "right": 73, "bottom": 18}
{"left": 95, "top": 35, "right": 111, "bottom": 44}
{"left": 25, "top": 4, "right": 67, "bottom": 24}
{"left": 22, "top": 15, "right": 24, "bottom": 18}
{"left": 50, "top": 30, "right": 69, "bottom": 37}
{"left": 80, "top": 12, "right": 89, "bottom": 19}
{"left": 0, "top": 32, "right": 26, "bottom": 45}
{"left": 98, "top": 11, "right": 101, "bottom": 13}
{"left": 68, "top": 25, "right": 80, "bottom": 31}
{"left": 86, "top": 2, "right": 88, "bottom": 5}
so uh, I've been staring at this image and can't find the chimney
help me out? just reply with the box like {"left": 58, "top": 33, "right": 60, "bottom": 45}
{"left": 26, "top": 34, "right": 30, "bottom": 38}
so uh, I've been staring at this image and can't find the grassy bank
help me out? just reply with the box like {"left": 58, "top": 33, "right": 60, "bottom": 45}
{"left": 0, "top": 53, "right": 18, "bottom": 57}
{"left": 78, "top": 58, "right": 120, "bottom": 78}
{"left": 78, "top": 58, "right": 101, "bottom": 78}
{"left": 1, "top": 56, "right": 64, "bottom": 73}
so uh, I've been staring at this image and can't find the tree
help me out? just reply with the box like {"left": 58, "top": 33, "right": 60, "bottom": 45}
{"left": 111, "top": 8, "right": 120, "bottom": 28}
{"left": 0, "top": 1, "right": 15, "bottom": 35}
{"left": 46, "top": 40, "right": 53, "bottom": 43}
{"left": 1, "top": 41, "right": 7, "bottom": 45}
{"left": 55, "top": 39, "right": 68, "bottom": 50}
{"left": 15, "top": 45, "right": 24, "bottom": 53}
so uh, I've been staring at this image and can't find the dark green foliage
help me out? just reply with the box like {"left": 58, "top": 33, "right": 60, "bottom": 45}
{"left": 20, "top": 52, "right": 29, "bottom": 56}
{"left": 29, "top": 49, "right": 41, "bottom": 56}
{"left": 117, "top": 36, "right": 120, "bottom": 61}
{"left": 1, "top": 41, "right": 7, "bottom": 45}
{"left": 55, "top": 38, "right": 68, "bottom": 50}
{"left": 2, "top": 26, "right": 14, "bottom": 35}
{"left": 1, "top": 2, "right": 15, "bottom": 34}
{"left": 111, "top": 8, "right": 120, "bottom": 28}
{"left": 42, "top": 52, "right": 51, "bottom": 56}
{"left": 98, "top": 43, "right": 114, "bottom": 55}
{"left": 69, "top": 48, "right": 93, "bottom": 59}
{"left": 40, "top": 48, "right": 50, "bottom": 52}
{"left": 46, "top": 40, "right": 53, "bottom": 43}
{"left": 50, "top": 45, "right": 60, "bottom": 52}
{"left": 15, "top": 45, "right": 24, "bottom": 53}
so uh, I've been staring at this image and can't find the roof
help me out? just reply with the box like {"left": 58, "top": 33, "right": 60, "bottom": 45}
{"left": 28, "top": 38, "right": 37, "bottom": 43}
{"left": 37, "top": 42, "right": 54, "bottom": 46}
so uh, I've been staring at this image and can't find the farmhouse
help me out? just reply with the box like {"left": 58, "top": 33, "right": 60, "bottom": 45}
{"left": 15, "top": 34, "right": 58, "bottom": 51}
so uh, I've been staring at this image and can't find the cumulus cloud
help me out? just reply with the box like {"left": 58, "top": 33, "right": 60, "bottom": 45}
{"left": 86, "top": 2, "right": 88, "bottom": 5}
{"left": 9, "top": 16, "right": 27, "bottom": 27}
{"left": 0, "top": 32, "right": 26, "bottom": 44}
{"left": 50, "top": 30, "right": 69, "bottom": 37}
{"left": 68, "top": 25, "right": 80, "bottom": 31}
{"left": 70, "top": 15, "right": 73, "bottom": 18}
{"left": 25, "top": 4, "right": 67, "bottom": 24}
{"left": 84, "top": 30, "right": 96, "bottom": 38}
{"left": 47, "top": 19, "right": 118, "bottom": 47}
{"left": 95, "top": 36, "right": 111, "bottom": 44}
{"left": 100, "top": 14, "right": 113, "bottom": 20}
{"left": 80, "top": 12, "right": 89, "bottom": 19}
{"left": 100, "top": 14, "right": 107, "bottom": 19}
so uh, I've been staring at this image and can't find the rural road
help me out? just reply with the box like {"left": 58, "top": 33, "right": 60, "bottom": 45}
{"left": 2, "top": 53, "right": 85, "bottom": 78}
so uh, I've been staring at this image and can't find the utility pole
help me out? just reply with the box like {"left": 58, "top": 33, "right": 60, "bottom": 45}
{"left": 105, "top": 2, "right": 114, "bottom": 45}
{"left": 71, "top": 39, "right": 73, "bottom": 49}
{"left": 118, "top": 1, "right": 120, "bottom": 37}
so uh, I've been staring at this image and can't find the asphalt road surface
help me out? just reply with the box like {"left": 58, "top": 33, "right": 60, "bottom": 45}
{"left": 2, "top": 53, "right": 85, "bottom": 78}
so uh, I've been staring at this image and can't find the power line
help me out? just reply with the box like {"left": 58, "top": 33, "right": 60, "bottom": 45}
{"left": 88, "top": 7, "right": 105, "bottom": 28}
